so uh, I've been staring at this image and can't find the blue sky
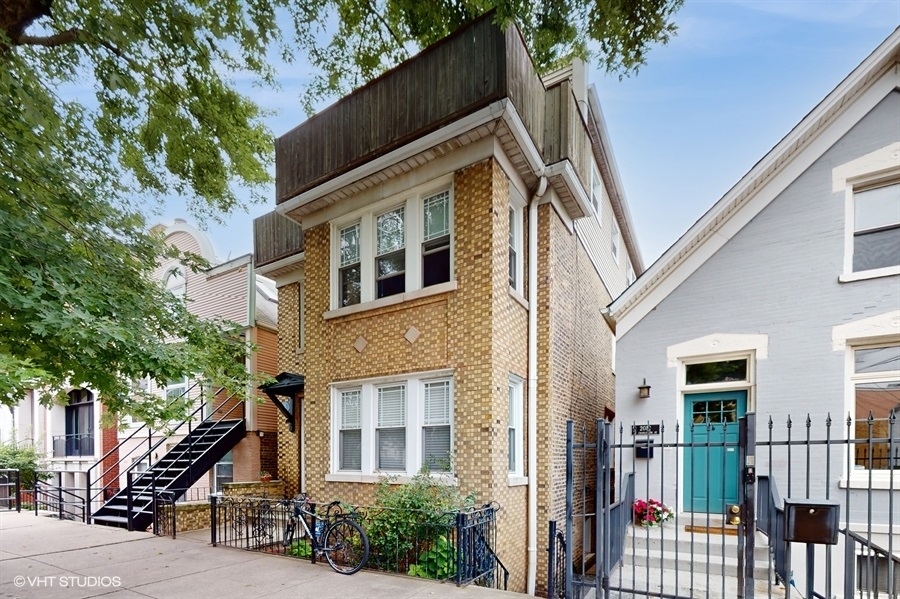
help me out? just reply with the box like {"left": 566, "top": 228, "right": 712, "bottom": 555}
{"left": 161, "top": 0, "right": 900, "bottom": 268}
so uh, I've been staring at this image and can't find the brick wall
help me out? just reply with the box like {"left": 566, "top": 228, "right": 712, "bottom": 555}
{"left": 100, "top": 404, "right": 119, "bottom": 491}
{"left": 273, "top": 156, "right": 616, "bottom": 594}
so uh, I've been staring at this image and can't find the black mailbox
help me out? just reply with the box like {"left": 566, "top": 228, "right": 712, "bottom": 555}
{"left": 783, "top": 499, "right": 840, "bottom": 545}
{"left": 635, "top": 441, "right": 654, "bottom": 459}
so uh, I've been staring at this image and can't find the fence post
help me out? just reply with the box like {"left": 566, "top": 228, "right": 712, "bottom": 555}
{"left": 14, "top": 469, "right": 21, "bottom": 513}
{"left": 57, "top": 471, "right": 63, "bottom": 520}
{"left": 126, "top": 470, "right": 134, "bottom": 531}
{"left": 455, "top": 510, "right": 465, "bottom": 586}
{"left": 210, "top": 494, "right": 218, "bottom": 546}
{"left": 547, "top": 520, "right": 557, "bottom": 599}
{"left": 740, "top": 413, "right": 757, "bottom": 599}
{"left": 565, "top": 420, "right": 574, "bottom": 599}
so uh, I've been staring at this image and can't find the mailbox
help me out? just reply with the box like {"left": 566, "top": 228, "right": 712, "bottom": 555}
{"left": 783, "top": 499, "right": 840, "bottom": 545}
{"left": 635, "top": 441, "right": 654, "bottom": 459}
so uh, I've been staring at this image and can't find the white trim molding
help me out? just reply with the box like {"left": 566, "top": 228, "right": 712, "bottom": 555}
{"left": 666, "top": 333, "right": 769, "bottom": 368}
{"left": 832, "top": 310, "right": 900, "bottom": 351}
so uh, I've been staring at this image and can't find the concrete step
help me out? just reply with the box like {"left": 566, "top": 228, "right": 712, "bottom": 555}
{"left": 624, "top": 527, "right": 771, "bottom": 561}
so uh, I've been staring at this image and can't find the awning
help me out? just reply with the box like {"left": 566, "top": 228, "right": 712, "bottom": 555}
{"left": 259, "top": 372, "right": 304, "bottom": 433}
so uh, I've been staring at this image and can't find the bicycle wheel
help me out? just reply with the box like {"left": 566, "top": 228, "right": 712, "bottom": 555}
{"left": 323, "top": 519, "right": 369, "bottom": 575}
{"left": 282, "top": 519, "right": 295, "bottom": 547}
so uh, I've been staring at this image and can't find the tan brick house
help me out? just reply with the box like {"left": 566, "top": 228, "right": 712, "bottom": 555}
{"left": 253, "top": 14, "right": 642, "bottom": 594}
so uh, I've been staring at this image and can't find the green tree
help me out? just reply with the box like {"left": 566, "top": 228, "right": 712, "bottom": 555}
{"left": 1, "top": 0, "right": 681, "bottom": 420}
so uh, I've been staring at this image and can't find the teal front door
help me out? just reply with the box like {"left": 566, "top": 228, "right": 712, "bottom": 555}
{"left": 684, "top": 391, "right": 746, "bottom": 513}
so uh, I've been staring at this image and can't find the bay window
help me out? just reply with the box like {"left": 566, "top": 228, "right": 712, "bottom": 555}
{"left": 331, "top": 181, "right": 454, "bottom": 311}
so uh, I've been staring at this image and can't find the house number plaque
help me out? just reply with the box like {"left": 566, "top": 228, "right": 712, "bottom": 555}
{"left": 631, "top": 424, "right": 661, "bottom": 435}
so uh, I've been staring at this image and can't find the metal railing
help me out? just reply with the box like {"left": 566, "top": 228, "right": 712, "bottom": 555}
{"left": 756, "top": 475, "right": 788, "bottom": 585}
{"left": 85, "top": 380, "right": 208, "bottom": 520}
{"left": 124, "top": 392, "right": 244, "bottom": 530}
{"left": 33, "top": 471, "right": 86, "bottom": 521}
{"left": 209, "top": 495, "right": 507, "bottom": 589}
{"left": 0, "top": 469, "right": 21, "bottom": 512}
{"left": 52, "top": 433, "right": 95, "bottom": 458}
{"left": 844, "top": 528, "right": 900, "bottom": 597}
{"left": 547, "top": 520, "right": 567, "bottom": 599}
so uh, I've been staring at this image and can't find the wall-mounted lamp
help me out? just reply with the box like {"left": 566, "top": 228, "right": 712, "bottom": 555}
{"left": 637, "top": 379, "right": 651, "bottom": 399}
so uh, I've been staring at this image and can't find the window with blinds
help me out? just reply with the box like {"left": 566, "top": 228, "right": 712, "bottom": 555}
{"left": 377, "top": 385, "right": 406, "bottom": 471}
{"left": 422, "top": 380, "right": 451, "bottom": 472}
{"left": 339, "top": 389, "right": 362, "bottom": 471}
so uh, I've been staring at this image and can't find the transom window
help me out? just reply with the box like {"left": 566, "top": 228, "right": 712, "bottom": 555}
{"left": 685, "top": 359, "right": 748, "bottom": 385}
{"left": 852, "top": 344, "right": 900, "bottom": 471}
{"left": 331, "top": 373, "right": 454, "bottom": 478}
{"left": 331, "top": 183, "right": 453, "bottom": 310}
{"left": 852, "top": 182, "right": 900, "bottom": 273}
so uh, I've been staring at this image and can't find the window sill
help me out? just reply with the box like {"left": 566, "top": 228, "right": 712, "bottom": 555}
{"left": 508, "top": 475, "right": 528, "bottom": 487}
{"left": 326, "top": 472, "right": 458, "bottom": 485}
{"left": 325, "top": 280, "right": 458, "bottom": 320}
{"left": 508, "top": 287, "right": 528, "bottom": 309}
{"left": 839, "top": 265, "right": 900, "bottom": 283}
{"left": 839, "top": 473, "right": 900, "bottom": 490}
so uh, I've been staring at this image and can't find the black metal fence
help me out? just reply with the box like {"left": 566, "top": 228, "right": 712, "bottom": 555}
{"left": 555, "top": 414, "right": 898, "bottom": 599}
{"left": 547, "top": 520, "right": 566, "bottom": 599}
{"left": 0, "top": 469, "right": 21, "bottom": 512}
{"left": 209, "top": 495, "right": 507, "bottom": 589}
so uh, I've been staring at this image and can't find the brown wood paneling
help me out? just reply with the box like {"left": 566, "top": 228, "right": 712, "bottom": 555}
{"left": 276, "top": 12, "right": 528, "bottom": 204}
{"left": 253, "top": 211, "right": 304, "bottom": 267}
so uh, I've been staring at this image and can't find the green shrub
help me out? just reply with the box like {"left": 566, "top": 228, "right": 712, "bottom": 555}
{"left": 286, "top": 538, "right": 312, "bottom": 558}
{"left": 408, "top": 534, "right": 456, "bottom": 579}
{"left": 0, "top": 441, "right": 48, "bottom": 489}
{"left": 366, "top": 471, "right": 474, "bottom": 577}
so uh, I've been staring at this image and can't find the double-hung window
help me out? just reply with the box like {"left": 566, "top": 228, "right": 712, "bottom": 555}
{"left": 423, "top": 191, "right": 451, "bottom": 288}
{"left": 422, "top": 380, "right": 451, "bottom": 472}
{"left": 330, "top": 373, "right": 454, "bottom": 480}
{"left": 339, "top": 389, "right": 362, "bottom": 471}
{"left": 508, "top": 376, "right": 524, "bottom": 478}
{"left": 611, "top": 221, "right": 620, "bottom": 263}
{"left": 591, "top": 161, "right": 603, "bottom": 220}
{"left": 376, "top": 384, "right": 406, "bottom": 471}
{"left": 339, "top": 223, "right": 362, "bottom": 307}
{"left": 852, "top": 182, "right": 900, "bottom": 273}
{"left": 508, "top": 186, "right": 524, "bottom": 294}
{"left": 331, "top": 180, "right": 454, "bottom": 311}
{"left": 852, "top": 344, "right": 900, "bottom": 471}
{"left": 375, "top": 208, "right": 406, "bottom": 299}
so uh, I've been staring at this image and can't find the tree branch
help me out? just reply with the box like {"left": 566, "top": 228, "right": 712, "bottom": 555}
{"left": 18, "top": 27, "right": 79, "bottom": 47}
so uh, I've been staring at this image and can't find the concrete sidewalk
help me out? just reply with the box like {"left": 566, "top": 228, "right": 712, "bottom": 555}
{"left": 0, "top": 511, "right": 521, "bottom": 599}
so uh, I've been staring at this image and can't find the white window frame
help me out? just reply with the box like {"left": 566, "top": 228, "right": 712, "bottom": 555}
{"left": 328, "top": 370, "right": 455, "bottom": 483}
{"left": 590, "top": 160, "right": 604, "bottom": 223}
{"left": 329, "top": 177, "right": 455, "bottom": 313}
{"left": 508, "top": 375, "right": 525, "bottom": 484}
{"left": 844, "top": 341, "right": 900, "bottom": 489}
{"left": 833, "top": 142, "right": 900, "bottom": 283}
{"left": 509, "top": 185, "right": 525, "bottom": 297}
{"left": 611, "top": 220, "right": 620, "bottom": 264}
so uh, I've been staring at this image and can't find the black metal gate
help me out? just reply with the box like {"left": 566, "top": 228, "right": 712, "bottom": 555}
{"left": 553, "top": 414, "right": 898, "bottom": 598}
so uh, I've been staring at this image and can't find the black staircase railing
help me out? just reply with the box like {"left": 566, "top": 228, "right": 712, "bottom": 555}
{"left": 33, "top": 471, "right": 86, "bottom": 521}
{"left": 85, "top": 380, "right": 208, "bottom": 522}
{"left": 122, "top": 392, "right": 245, "bottom": 530}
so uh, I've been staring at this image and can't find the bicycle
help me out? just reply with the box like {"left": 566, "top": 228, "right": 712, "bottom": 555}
{"left": 281, "top": 494, "right": 370, "bottom": 575}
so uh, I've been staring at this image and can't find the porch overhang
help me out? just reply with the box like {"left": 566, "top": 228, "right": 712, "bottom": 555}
{"left": 259, "top": 372, "right": 304, "bottom": 433}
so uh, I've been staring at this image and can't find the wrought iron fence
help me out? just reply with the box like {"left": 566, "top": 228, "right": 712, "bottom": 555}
{"left": 209, "top": 495, "right": 507, "bottom": 589}
{"left": 52, "top": 433, "right": 95, "bottom": 458}
{"left": 547, "top": 520, "right": 567, "bottom": 599}
{"left": 0, "top": 469, "right": 21, "bottom": 512}
{"left": 153, "top": 490, "right": 178, "bottom": 538}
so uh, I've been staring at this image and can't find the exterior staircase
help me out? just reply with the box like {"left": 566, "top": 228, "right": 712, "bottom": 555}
{"left": 91, "top": 418, "right": 245, "bottom": 530}
{"left": 608, "top": 519, "right": 783, "bottom": 599}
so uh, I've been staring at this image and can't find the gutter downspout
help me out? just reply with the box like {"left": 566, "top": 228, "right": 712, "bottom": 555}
{"left": 527, "top": 174, "right": 548, "bottom": 595}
